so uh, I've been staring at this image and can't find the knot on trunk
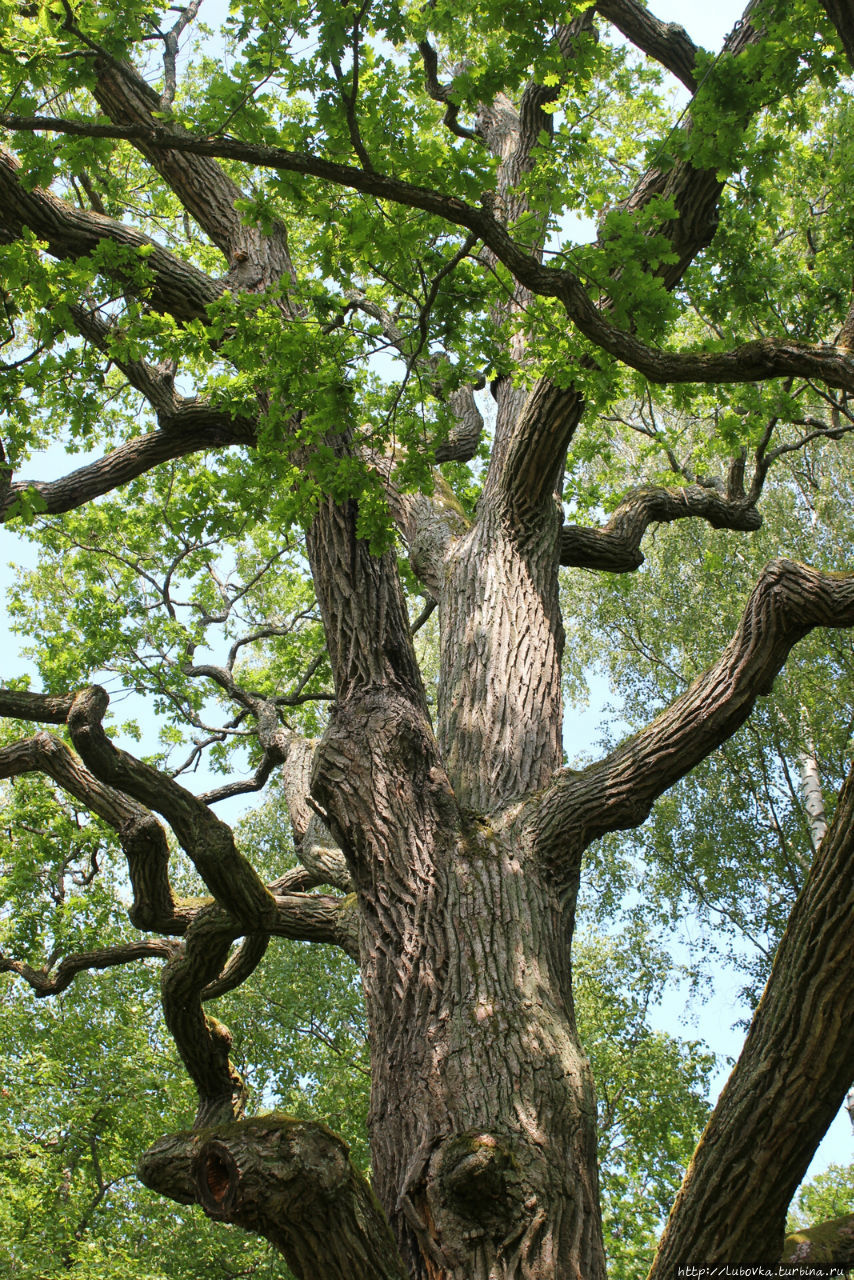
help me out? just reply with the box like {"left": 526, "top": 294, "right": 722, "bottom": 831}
{"left": 435, "top": 1131, "right": 517, "bottom": 1216}
{"left": 426, "top": 1129, "right": 529, "bottom": 1243}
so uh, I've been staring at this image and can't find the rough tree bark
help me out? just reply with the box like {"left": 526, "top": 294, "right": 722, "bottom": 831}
{"left": 2, "top": 1, "right": 854, "bottom": 1278}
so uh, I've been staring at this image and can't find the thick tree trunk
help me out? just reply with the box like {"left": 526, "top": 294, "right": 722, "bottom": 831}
{"left": 314, "top": 739, "right": 603, "bottom": 1279}
{"left": 304, "top": 481, "right": 604, "bottom": 1278}
{"left": 20, "top": 13, "right": 852, "bottom": 1280}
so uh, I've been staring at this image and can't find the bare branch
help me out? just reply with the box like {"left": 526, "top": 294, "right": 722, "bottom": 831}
{"left": 0, "top": 939, "right": 179, "bottom": 996}
{"left": 157, "top": 0, "right": 204, "bottom": 112}
{"left": 410, "top": 598, "right": 436, "bottom": 635}
{"left": 560, "top": 484, "right": 762, "bottom": 573}
{"left": 197, "top": 755, "right": 283, "bottom": 805}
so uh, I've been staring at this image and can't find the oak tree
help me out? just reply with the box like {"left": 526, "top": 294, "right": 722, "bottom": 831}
{"left": 1, "top": 0, "right": 854, "bottom": 1275}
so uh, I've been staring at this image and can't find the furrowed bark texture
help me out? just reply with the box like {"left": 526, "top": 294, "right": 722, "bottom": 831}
{"left": 648, "top": 765, "right": 854, "bottom": 1276}
{"left": 312, "top": 711, "right": 603, "bottom": 1280}
{"left": 138, "top": 1117, "right": 407, "bottom": 1280}
{"left": 439, "top": 504, "right": 565, "bottom": 811}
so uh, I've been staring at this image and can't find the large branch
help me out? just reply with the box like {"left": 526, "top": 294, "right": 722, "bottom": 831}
{"left": 0, "top": 688, "right": 74, "bottom": 722}
{"left": 560, "top": 484, "right": 762, "bottom": 572}
{"left": 66, "top": 686, "right": 277, "bottom": 929}
{"left": 648, "top": 763, "right": 854, "bottom": 1274}
{"left": 1, "top": 409, "right": 256, "bottom": 523}
{"left": 89, "top": 54, "right": 295, "bottom": 291}
{"left": 306, "top": 494, "right": 427, "bottom": 707}
{"left": 139, "top": 1117, "right": 407, "bottom": 1280}
{"left": 474, "top": 2, "right": 772, "bottom": 520}
{"left": 0, "top": 147, "right": 221, "bottom": 322}
{"left": 161, "top": 885, "right": 358, "bottom": 1124}
{"left": 5, "top": 118, "right": 854, "bottom": 401}
{"left": 159, "top": 906, "right": 249, "bottom": 1124}
{"left": 595, "top": 0, "right": 699, "bottom": 90}
{"left": 531, "top": 560, "right": 854, "bottom": 876}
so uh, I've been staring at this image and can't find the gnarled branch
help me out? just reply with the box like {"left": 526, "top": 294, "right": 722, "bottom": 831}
{"left": 66, "top": 686, "right": 277, "bottom": 928}
{"left": 532, "top": 559, "right": 854, "bottom": 876}
{"left": 560, "top": 484, "right": 762, "bottom": 573}
{"left": 0, "top": 723, "right": 196, "bottom": 933}
{"left": 0, "top": 939, "right": 179, "bottom": 996}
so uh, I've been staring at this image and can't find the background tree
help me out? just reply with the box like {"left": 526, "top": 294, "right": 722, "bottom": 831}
{"left": 1, "top": 0, "right": 854, "bottom": 1276}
